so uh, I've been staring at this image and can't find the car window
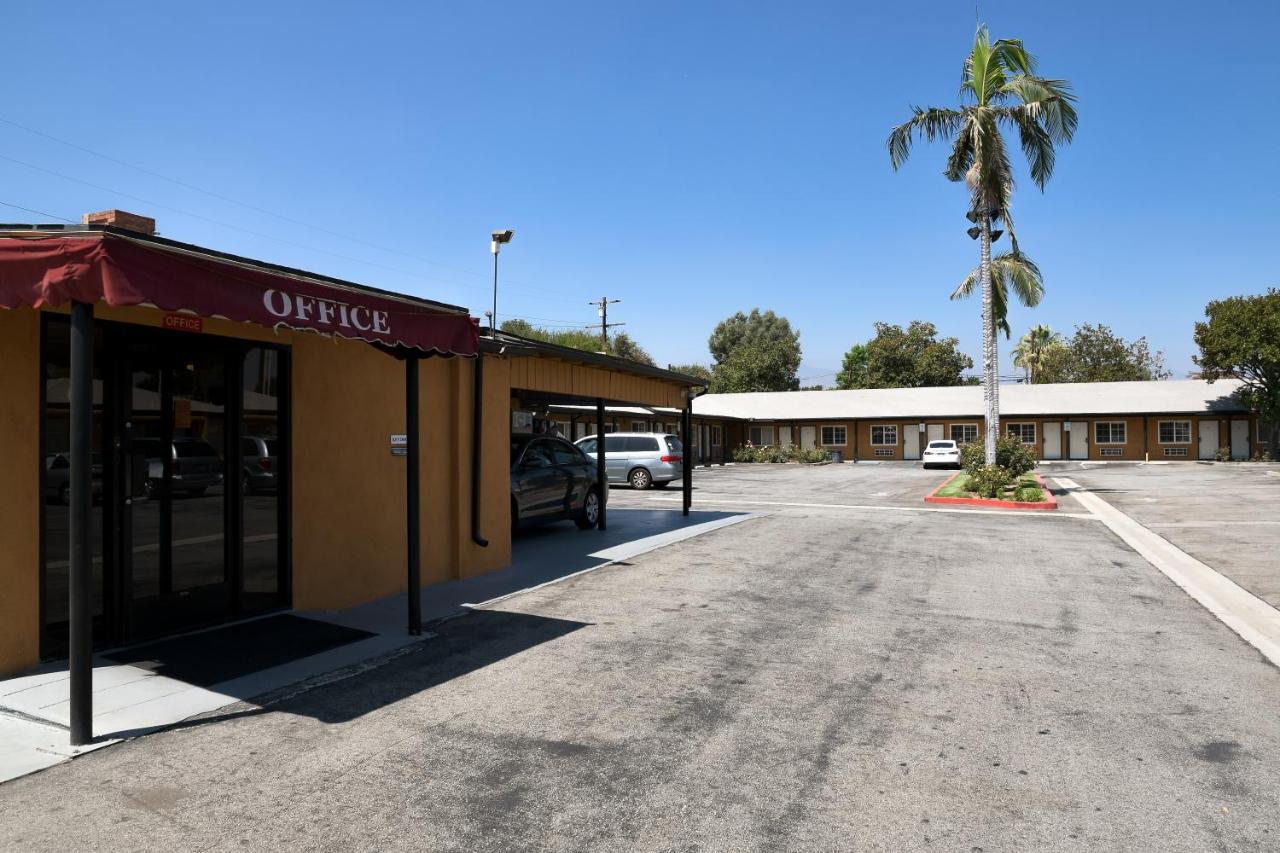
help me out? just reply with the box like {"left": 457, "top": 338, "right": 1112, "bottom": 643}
{"left": 626, "top": 436, "right": 660, "bottom": 452}
{"left": 263, "top": 439, "right": 279, "bottom": 455}
{"left": 550, "top": 441, "right": 583, "bottom": 466}
{"left": 603, "top": 435, "right": 629, "bottom": 453}
{"left": 577, "top": 438, "right": 597, "bottom": 455}
{"left": 174, "top": 440, "right": 220, "bottom": 458}
{"left": 664, "top": 436, "right": 683, "bottom": 453}
{"left": 927, "top": 441, "right": 955, "bottom": 449}
{"left": 520, "top": 441, "right": 555, "bottom": 468}
{"left": 242, "top": 438, "right": 260, "bottom": 455}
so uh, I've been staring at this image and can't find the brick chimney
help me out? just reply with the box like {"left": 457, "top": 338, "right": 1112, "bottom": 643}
{"left": 81, "top": 209, "right": 156, "bottom": 235}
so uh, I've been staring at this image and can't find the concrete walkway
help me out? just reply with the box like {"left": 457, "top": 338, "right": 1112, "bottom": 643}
{"left": 0, "top": 508, "right": 748, "bottom": 784}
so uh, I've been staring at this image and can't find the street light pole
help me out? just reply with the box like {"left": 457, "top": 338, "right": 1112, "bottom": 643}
{"left": 489, "top": 229, "right": 515, "bottom": 337}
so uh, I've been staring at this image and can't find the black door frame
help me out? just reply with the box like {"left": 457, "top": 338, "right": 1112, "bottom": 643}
{"left": 38, "top": 314, "right": 292, "bottom": 657}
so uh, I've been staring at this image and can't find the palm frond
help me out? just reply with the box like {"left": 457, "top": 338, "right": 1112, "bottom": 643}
{"left": 887, "top": 107, "right": 965, "bottom": 170}
{"left": 992, "top": 38, "right": 1036, "bottom": 76}
{"left": 999, "top": 107, "right": 1056, "bottom": 188}
{"left": 1000, "top": 76, "right": 1078, "bottom": 142}
{"left": 952, "top": 250, "right": 1044, "bottom": 339}
{"left": 944, "top": 120, "right": 977, "bottom": 183}
{"left": 967, "top": 110, "right": 1014, "bottom": 211}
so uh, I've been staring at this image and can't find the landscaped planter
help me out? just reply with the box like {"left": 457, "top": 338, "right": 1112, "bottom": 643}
{"left": 924, "top": 472, "right": 1058, "bottom": 511}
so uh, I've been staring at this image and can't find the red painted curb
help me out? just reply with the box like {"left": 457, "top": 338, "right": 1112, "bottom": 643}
{"left": 924, "top": 472, "right": 1058, "bottom": 511}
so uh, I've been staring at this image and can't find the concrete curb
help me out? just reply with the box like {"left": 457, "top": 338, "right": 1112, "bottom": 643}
{"left": 1056, "top": 476, "right": 1280, "bottom": 669}
{"left": 924, "top": 472, "right": 1058, "bottom": 511}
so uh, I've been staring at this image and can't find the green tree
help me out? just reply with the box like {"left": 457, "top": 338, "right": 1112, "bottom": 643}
{"left": 1034, "top": 323, "right": 1169, "bottom": 384}
{"left": 863, "top": 321, "right": 974, "bottom": 388}
{"left": 668, "top": 363, "right": 713, "bottom": 382}
{"left": 710, "top": 342, "right": 800, "bottom": 393}
{"left": 952, "top": 251, "right": 1045, "bottom": 340}
{"left": 889, "top": 25, "right": 1077, "bottom": 462}
{"left": 500, "top": 319, "right": 655, "bottom": 366}
{"left": 1011, "top": 324, "right": 1062, "bottom": 383}
{"left": 835, "top": 343, "right": 870, "bottom": 389}
{"left": 1194, "top": 288, "right": 1280, "bottom": 459}
{"left": 707, "top": 309, "right": 801, "bottom": 391}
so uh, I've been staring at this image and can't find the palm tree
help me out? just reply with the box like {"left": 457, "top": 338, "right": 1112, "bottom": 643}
{"left": 952, "top": 249, "right": 1044, "bottom": 340}
{"left": 888, "top": 26, "right": 1077, "bottom": 463}
{"left": 1011, "top": 324, "right": 1062, "bottom": 383}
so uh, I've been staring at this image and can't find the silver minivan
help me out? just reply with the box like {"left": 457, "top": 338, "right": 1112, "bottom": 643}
{"left": 575, "top": 432, "right": 684, "bottom": 489}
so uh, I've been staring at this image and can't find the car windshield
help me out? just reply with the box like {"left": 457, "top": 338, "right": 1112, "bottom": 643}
{"left": 927, "top": 441, "right": 956, "bottom": 449}
{"left": 664, "top": 436, "right": 683, "bottom": 452}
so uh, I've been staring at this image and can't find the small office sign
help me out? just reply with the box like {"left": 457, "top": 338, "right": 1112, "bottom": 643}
{"left": 390, "top": 434, "right": 408, "bottom": 456}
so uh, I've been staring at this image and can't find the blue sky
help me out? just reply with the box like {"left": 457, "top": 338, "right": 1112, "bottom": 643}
{"left": 5, "top": 2, "right": 1278, "bottom": 382}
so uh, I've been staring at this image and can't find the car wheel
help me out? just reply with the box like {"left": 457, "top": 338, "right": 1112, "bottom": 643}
{"left": 575, "top": 487, "right": 601, "bottom": 530}
{"left": 628, "top": 468, "right": 652, "bottom": 490}
{"left": 58, "top": 483, "right": 71, "bottom": 506}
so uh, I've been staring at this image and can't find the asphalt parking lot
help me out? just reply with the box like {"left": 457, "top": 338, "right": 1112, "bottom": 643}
{"left": 4, "top": 462, "right": 1280, "bottom": 851}
{"left": 1047, "top": 461, "right": 1280, "bottom": 606}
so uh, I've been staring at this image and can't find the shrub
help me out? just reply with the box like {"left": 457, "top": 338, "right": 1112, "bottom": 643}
{"left": 1014, "top": 485, "right": 1044, "bottom": 503}
{"left": 793, "top": 447, "right": 832, "bottom": 464}
{"left": 967, "top": 464, "right": 1012, "bottom": 498}
{"left": 731, "top": 444, "right": 833, "bottom": 464}
{"left": 960, "top": 434, "right": 1038, "bottom": 477}
{"left": 1215, "top": 446, "right": 1232, "bottom": 462}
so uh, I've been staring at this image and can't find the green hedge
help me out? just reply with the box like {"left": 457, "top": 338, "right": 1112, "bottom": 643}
{"left": 731, "top": 445, "right": 831, "bottom": 464}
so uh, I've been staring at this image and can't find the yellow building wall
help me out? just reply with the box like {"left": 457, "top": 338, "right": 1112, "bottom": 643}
{"left": 506, "top": 355, "right": 688, "bottom": 408}
{"left": 0, "top": 308, "right": 41, "bottom": 675}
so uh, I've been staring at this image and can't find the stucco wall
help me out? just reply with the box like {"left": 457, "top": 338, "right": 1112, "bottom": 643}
{"left": 0, "top": 308, "right": 41, "bottom": 675}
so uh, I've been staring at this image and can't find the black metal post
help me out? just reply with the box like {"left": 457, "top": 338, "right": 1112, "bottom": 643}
{"left": 68, "top": 300, "right": 94, "bottom": 746}
{"left": 596, "top": 398, "right": 607, "bottom": 531}
{"left": 682, "top": 400, "right": 693, "bottom": 516}
{"left": 406, "top": 356, "right": 422, "bottom": 635}
{"left": 470, "top": 356, "right": 488, "bottom": 547}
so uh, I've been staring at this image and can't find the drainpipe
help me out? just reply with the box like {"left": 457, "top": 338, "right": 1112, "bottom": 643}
{"left": 470, "top": 356, "right": 488, "bottom": 547}
{"left": 406, "top": 355, "right": 422, "bottom": 636}
{"left": 69, "top": 300, "right": 94, "bottom": 747}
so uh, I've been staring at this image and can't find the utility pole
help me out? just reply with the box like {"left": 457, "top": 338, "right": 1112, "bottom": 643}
{"left": 588, "top": 296, "right": 624, "bottom": 353}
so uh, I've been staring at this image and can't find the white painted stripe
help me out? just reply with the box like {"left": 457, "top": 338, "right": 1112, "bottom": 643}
{"left": 639, "top": 494, "right": 1095, "bottom": 520}
{"left": 1147, "top": 521, "right": 1280, "bottom": 528}
{"left": 1055, "top": 477, "right": 1280, "bottom": 668}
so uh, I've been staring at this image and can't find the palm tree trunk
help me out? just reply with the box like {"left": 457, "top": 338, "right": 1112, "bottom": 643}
{"left": 980, "top": 213, "right": 998, "bottom": 464}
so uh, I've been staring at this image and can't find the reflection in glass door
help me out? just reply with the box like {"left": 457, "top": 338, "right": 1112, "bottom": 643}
{"left": 40, "top": 316, "right": 290, "bottom": 656}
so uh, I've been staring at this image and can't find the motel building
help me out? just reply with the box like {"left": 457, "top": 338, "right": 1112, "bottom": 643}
{"left": 687, "top": 382, "right": 1261, "bottom": 463}
{"left": 0, "top": 212, "right": 704, "bottom": 745}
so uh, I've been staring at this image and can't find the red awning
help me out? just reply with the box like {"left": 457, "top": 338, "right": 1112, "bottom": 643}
{"left": 0, "top": 233, "right": 479, "bottom": 357}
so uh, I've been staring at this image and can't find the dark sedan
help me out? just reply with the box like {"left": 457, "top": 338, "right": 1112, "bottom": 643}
{"left": 510, "top": 434, "right": 601, "bottom": 533}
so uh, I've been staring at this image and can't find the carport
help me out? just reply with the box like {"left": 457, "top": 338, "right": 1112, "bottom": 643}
{"left": 480, "top": 329, "right": 707, "bottom": 529}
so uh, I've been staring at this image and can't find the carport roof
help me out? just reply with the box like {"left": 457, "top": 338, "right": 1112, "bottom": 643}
{"left": 692, "top": 379, "right": 1250, "bottom": 421}
{"left": 480, "top": 328, "right": 710, "bottom": 387}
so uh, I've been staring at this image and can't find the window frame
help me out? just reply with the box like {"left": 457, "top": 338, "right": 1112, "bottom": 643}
{"left": 1006, "top": 422, "right": 1037, "bottom": 444}
{"left": 1158, "top": 420, "right": 1191, "bottom": 445}
{"left": 1094, "top": 421, "right": 1128, "bottom": 445}
{"left": 949, "top": 423, "right": 979, "bottom": 444}
{"left": 870, "top": 424, "right": 898, "bottom": 446}
{"left": 820, "top": 424, "right": 848, "bottom": 447}
{"left": 631, "top": 420, "right": 649, "bottom": 433}
{"left": 748, "top": 425, "right": 775, "bottom": 446}
{"left": 711, "top": 425, "right": 722, "bottom": 446}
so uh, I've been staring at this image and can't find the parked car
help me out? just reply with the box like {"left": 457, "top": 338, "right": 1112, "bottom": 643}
{"left": 510, "top": 434, "right": 601, "bottom": 533}
{"left": 922, "top": 439, "right": 962, "bottom": 469}
{"left": 44, "top": 452, "right": 104, "bottom": 505}
{"left": 241, "top": 435, "right": 280, "bottom": 494}
{"left": 575, "top": 432, "right": 684, "bottom": 490}
{"left": 136, "top": 437, "right": 225, "bottom": 498}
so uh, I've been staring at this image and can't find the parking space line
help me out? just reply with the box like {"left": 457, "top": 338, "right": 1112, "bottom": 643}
{"left": 1055, "top": 476, "right": 1280, "bottom": 668}
{"left": 638, "top": 494, "right": 1096, "bottom": 520}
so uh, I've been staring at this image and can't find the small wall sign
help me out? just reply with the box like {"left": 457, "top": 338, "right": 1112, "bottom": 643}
{"left": 512, "top": 411, "right": 533, "bottom": 434}
{"left": 162, "top": 313, "right": 204, "bottom": 333}
{"left": 390, "top": 433, "right": 408, "bottom": 456}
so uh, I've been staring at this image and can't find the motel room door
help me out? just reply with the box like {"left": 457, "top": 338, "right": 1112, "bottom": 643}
{"left": 903, "top": 428, "right": 921, "bottom": 460}
{"left": 1231, "top": 420, "right": 1250, "bottom": 460}
{"left": 1198, "top": 420, "right": 1219, "bottom": 460}
{"left": 926, "top": 424, "right": 944, "bottom": 443}
{"left": 1067, "top": 422, "right": 1089, "bottom": 460}
{"left": 778, "top": 426, "right": 792, "bottom": 447}
{"left": 1042, "top": 423, "right": 1062, "bottom": 460}
{"left": 799, "top": 426, "right": 816, "bottom": 450}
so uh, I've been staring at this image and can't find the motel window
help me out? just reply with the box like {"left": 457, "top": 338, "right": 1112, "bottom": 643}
{"left": 748, "top": 425, "right": 774, "bottom": 446}
{"left": 1158, "top": 420, "right": 1191, "bottom": 444}
{"left": 821, "top": 425, "right": 847, "bottom": 446}
{"left": 870, "top": 425, "right": 898, "bottom": 446}
{"left": 950, "top": 424, "right": 978, "bottom": 444}
{"left": 1095, "top": 422, "right": 1127, "bottom": 444}
{"left": 1006, "top": 422, "right": 1036, "bottom": 444}
{"left": 631, "top": 421, "right": 649, "bottom": 432}
{"left": 712, "top": 425, "right": 722, "bottom": 446}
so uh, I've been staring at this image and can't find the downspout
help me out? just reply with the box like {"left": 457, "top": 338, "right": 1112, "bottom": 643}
{"left": 470, "top": 355, "right": 489, "bottom": 547}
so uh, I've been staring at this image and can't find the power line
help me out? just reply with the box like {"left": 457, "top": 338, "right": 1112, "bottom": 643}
{"left": 0, "top": 199, "right": 76, "bottom": 223}
{"left": 0, "top": 119, "right": 586, "bottom": 302}
{"left": 588, "top": 296, "right": 624, "bottom": 350}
